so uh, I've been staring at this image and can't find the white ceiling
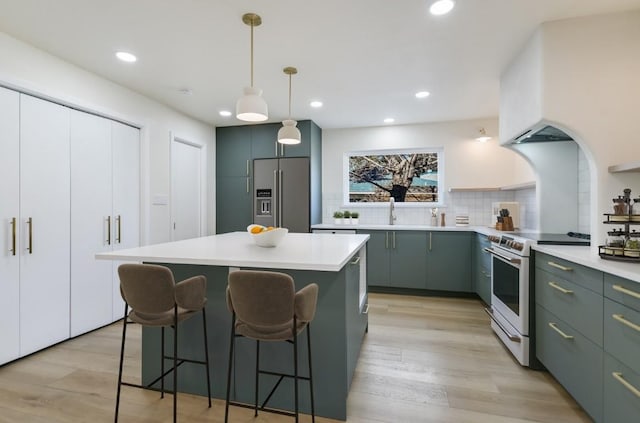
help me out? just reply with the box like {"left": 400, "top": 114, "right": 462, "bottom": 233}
{"left": 0, "top": 0, "right": 638, "bottom": 129}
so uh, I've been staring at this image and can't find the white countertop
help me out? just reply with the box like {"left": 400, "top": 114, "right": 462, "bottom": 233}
{"left": 96, "top": 231, "right": 369, "bottom": 272}
{"left": 533, "top": 244, "right": 640, "bottom": 284}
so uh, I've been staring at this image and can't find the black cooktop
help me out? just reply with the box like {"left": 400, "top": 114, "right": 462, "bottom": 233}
{"left": 515, "top": 232, "right": 591, "bottom": 246}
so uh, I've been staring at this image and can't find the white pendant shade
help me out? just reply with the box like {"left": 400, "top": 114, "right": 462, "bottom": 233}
{"left": 236, "top": 86, "right": 268, "bottom": 122}
{"left": 277, "top": 119, "right": 301, "bottom": 144}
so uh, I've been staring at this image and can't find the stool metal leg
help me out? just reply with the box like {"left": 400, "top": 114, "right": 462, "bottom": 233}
{"left": 161, "top": 327, "right": 165, "bottom": 399}
{"left": 173, "top": 305, "right": 178, "bottom": 423}
{"left": 307, "top": 324, "right": 315, "bottom": 423}
{"left": 293, "top": 316, "right": 299, "bottom": 423}
{"left": 255, "top": 340, "right": 260, "bottom": 417}
{"left": 224, "top": 313, "right": 236, "bottom": 423}
{"left": 202, "top": 308, "right": 212, "bottom": 407}
{"left": 114, "top": 302, "right": 128, "bottom": 423}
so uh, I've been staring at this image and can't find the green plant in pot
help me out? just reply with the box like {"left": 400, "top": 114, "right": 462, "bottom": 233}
{"left": 351, "top": 211, "right": 359, "bottom": 224}
{"left": 343, "top": 210, "right": 351, "bottom": 223}
{"left": 333, "top": 211, "right": 344, "bottom": 224}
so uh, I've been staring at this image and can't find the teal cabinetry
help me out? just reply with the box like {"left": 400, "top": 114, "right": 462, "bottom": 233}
{"left": 358, "top": 230, "right": 472, "bottom": 292}
{"left": 215, "top": 120, "right": 321, "bottom": 234}
{"left": 472, "top": 234, "right": 491, "bottom": 304}
{"left": 426, "top": 231, "right": 472, "bottom": 292}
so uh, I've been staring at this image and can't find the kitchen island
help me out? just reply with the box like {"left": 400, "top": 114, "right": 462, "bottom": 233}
{"left": 96, "top": 231, "right": 369, "bottom": 420}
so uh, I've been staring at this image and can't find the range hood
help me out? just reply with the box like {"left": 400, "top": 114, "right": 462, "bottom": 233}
{"left": 512, "top": 124, "right": 573, "bottom": 143}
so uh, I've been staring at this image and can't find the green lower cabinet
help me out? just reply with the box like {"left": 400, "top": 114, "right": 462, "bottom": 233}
{"left": 389, "top": 231, "right": 428, "bottom": 289}
{"left": 473, "top": 234, "right": 491, "bottom": 304}
{"left": 216, "top": 176, "right": 252, "bottom": 233}
{"left": 359, "top": 230, "right": 390, "bottom": 287}
{"left": 426, "top": 231, "right": 472, "bottom": 292}
{"left": 536, "top": 304, "right": 603, "bottom": 422}
{"left": 604, "top": 353, "right": 640, "bottom": 423}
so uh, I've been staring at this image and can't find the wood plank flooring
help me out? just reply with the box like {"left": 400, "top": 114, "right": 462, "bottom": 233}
{"left": 0, "top": 293, "right": 593, "bottom": 422}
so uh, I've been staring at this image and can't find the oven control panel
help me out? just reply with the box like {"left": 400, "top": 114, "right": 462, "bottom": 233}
{"left": 488, "top": 234, "right": 532, "bottom": 256}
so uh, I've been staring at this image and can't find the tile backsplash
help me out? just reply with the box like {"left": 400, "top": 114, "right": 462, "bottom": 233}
{"left": 323, "top": 187, "right": 538, "bottom": 230}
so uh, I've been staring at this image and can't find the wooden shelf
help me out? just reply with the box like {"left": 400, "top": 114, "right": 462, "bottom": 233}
{"left": 449, "top": 181, "right": 535, "bottom": 193}
{"left": 608, "top": 161, "right": 640, "bottom": 173}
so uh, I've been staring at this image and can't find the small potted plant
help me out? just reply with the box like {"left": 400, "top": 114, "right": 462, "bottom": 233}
{"left": 351, "top": 211, "right": 359, "bottom": 225}
{"left": 333, "top": 211, "right": 344, "bottom": 224}
{"left": 343, "top": 210, "right": 351, "bottom": 223}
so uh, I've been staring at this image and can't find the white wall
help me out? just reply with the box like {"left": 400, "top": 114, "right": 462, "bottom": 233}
{"left": 0, "top": 31, "right": 216, "bottom": 245}
{"left": 322, "top": 118, "right": 534, "bottom": 225}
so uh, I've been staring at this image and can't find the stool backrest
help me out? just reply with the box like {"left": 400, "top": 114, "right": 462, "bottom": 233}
{"left": 118, "top": 263, "right": 176, "bottom": 314}
{"left": 227, "top": 270, "right": 295, "bottom": 326}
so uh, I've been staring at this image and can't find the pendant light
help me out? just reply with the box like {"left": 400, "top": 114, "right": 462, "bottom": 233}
{"left": 277, "top": 66, "right": 301, "bottom": 145}
{"left": 236, "top": 13, "right": 268, "bottom": 122}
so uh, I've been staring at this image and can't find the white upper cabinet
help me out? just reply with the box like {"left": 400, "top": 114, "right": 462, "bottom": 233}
{"left": 0, "top": 87, "right": 20, "bottom": 364}
{"left": 19, "top": 94, "right": 71, "bottom": 356}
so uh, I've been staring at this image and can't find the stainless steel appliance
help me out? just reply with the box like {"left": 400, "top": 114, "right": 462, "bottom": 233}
{"left": 253, "top": 157, "right": 310, "bottom": 233}
{"left": 484, "top": 234, "right": 535, "bottom": 366}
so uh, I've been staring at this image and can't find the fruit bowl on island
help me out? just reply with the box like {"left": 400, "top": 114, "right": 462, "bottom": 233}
{"left": 247, "top": 224, "right": 288, "bottom": 247}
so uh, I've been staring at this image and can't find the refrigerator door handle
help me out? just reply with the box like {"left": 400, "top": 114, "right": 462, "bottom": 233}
{"left": 273, "top": 169, "right": 278, "bottom": 227}
{"left": 278, "top": 169, "right": 284, "bottom": 227}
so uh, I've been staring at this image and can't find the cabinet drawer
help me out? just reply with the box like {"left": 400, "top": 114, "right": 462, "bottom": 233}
{"left": 604, "top": 274, "right": 640, "bottom": 313}
{"left": 604, "top": 354, "right": 640, "bottom": 423}
{"left": 535, "top": 252, "right": 603, "bottom": 294}
{"left": 536, "top": 268, "right": 603, "bottom": 346}
{"left": 536, "top": 305, "right": 603, "bottom": 422}
{"left": 604, "top": 298, "right": 640, "bottom": 375}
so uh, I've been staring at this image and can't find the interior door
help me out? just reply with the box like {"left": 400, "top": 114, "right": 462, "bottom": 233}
{"left": 112, "top": 121, "right": 140, "bottom": 320}
{"left": 70, "top": 110, "right": 113, "bottom": 336}
{"left": 19, "top": 94, "right": 71, "bottom": 355}
{"left": 171, "top": 138, "right": 201, "bottom": 241}
{"left": 0, "top": 87, "right": 20, "bottom": 364}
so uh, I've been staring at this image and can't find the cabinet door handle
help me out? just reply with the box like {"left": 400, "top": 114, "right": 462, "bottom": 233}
{"left": 392, "top": 231, "right": 396, "bottom": 249}
{"left": 547, "top": 261, "right": 573, "bottom": 272}
{"left": 362, "top": 303, "right": 369, "bottom": 315}
{"left": 612, "top": 372, "right": 640, "bottom": 398}
{"left": 278, "top": 169, "right": 283, "bottom": 227}
{"left": 548, "top": 281, "right": 573, "bottom": 294}
{"left": 350, "top": 256, "right": 361, "bottom": 265}
{"left": 548, "top": 322, "right": 574, "bottom": 340}
{"left": 26, "top": 217, "right": 33, "bottom": 254}
{"left": 9, "top": 217, "right": 16, "bottom": 256}
{"left": 116, "top": 215, "right": 122, "bottom": 244}
{"left": 273, "top": 170, "right": 278, "bottom": 227}
{"left": 106, "top": 216, "right": 111, "bottom": 245}
{"left": 385, "top": 232, "right": 389, "bottom": 249}
{"left": 612, "top": 313, "right": 640, "bottom": 333}
{"left": 612, "top": 284, "right": 640, "bottom": 300}
{"left": 246, "top": 159, "right": 250, "bottom": 177}
{"left": 429, "top": 232, "right": 432, "bottom": 251}
{"left": 246, "top": 177, "right": 250, "bottom": 193}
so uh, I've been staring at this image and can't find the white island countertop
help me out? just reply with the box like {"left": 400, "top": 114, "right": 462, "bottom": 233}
{"left": 96, "top": 231, "right": 369, "bottom": 272}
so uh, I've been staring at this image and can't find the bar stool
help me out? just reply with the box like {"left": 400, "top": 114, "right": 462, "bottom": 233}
{"left": 115, "top": 263, "right": 212, "bottom": 423}
{"left": 224, "top": 270, "right": 318, "bottom": 423}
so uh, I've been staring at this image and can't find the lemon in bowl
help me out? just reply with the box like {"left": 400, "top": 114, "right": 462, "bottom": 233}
{"left": 246, "top": 225, "right": 288, "bottom": 247}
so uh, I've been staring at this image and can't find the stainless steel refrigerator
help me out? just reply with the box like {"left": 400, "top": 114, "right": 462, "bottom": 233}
{"left": 253, "top": 157, "right": 310, "bottom": 233}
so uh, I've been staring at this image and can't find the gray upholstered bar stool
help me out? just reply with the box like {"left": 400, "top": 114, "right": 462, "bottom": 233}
{"left": 224, "top": 270, "right": 318, "bottom": 423}
{"left": 115, "top": 263, "right": 212, "bottom": 423}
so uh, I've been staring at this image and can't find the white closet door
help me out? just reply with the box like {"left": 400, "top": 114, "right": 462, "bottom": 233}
{"left": 0, "top": 87, "right": 20, "bottom": 364}
{"left": 70, "top": 110, "right": 113, "bottom": 336}
{"left": 111, "top": 121, "right": 140, "bottom": 320}
{"left": 171, "top": 139, "right": 202, "bottom": 241}
{"left": 19, "top": 95, "right": 71, "bottom": 356}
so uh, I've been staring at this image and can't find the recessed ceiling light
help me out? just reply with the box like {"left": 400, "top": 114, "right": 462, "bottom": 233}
{"left": 178, "top": 88, "right": 193, "bottom": 96}
{"left": 219, "top": 110, "right": 232, "bottom": 117}
{"left": 115, "top": 51, "right": 137, "bottom": 63}
{"left": 429, "top": 0, "right": 455, "bottom": 16}
{"left": 310, "top": 100, "right": 323, "bottom": 108}
{"left": 384, "top": 118, "right": 395, "bottom": 124}
{"left": 415, "top": 91, "right": 430, "bottom": 99}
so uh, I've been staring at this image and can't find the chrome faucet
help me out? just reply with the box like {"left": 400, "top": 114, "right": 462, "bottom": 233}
{"left": 389, "top": 197, "right": 396, "bottom": 225}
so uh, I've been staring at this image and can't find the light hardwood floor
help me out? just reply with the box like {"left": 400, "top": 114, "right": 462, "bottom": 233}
{"left": 0, "top": 294, "right": 593, "bottom": 422}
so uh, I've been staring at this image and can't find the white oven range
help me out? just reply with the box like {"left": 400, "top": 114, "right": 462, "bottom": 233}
{"left": 484, "top": 234, "right": 535, "bottom": 366}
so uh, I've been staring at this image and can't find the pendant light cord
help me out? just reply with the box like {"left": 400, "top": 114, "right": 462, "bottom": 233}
{"left": 288, "top": 73, "right": 292, "bottom": 118}
{"left": 250, "top": 22, "right": 254, "bottom": 88}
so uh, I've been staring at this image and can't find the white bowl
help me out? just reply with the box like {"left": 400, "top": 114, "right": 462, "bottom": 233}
{"left": 250, "top": 227, "right": 288, "bottom": 247}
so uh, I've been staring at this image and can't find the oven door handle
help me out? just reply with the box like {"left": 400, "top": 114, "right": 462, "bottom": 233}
{"left": 484, "top": 247, "right": 521, "bottom": 265}
{"left": 484, "top": 307, "right": 521, "bottom": 343}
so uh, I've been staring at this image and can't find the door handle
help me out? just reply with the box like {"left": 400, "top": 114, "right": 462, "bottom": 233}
{"left": 429, "top": 232, "right": 432, "bottom": 251}
{"left": 392, "top": 231, "right": 396, "bottom": 249}
{"left": 26, "top": 217, "right": 33, "bottom": 254}
{"left": 106, "top": 216, "right": 111, "bottom": 245}
{"left": 548, "top": 281, "right": 573, "bottom": 295}
{"left": 278, "top": 169, "right": 283, "bottom": 227}
{"left": 350, "top": 256, "right": 361, "bottom": 265}
{"left": 116, "top": 215, "right": 122, "bottom": 244}
{"left": 273, "top": 170, "right": 278, "bottom": 227}
{"left": 547, "top": 261, "right": 573, "bottom": 272}
{"left": 9, "top": 217, "right": 16, "bottom": 256}
{"left": 548, "top": 322, "right": 574, "bottom": 340}
{"left": 385, "top": 232, "right": 389, "bottom": 249}
{"left": 612, "top": 314, "right": 640, "bottom": 333}
{"left": 612, "top": 372, "right": 640, "bottom": 398}
{"left": 612, "top": 284, "right": 640, "bottom": 300}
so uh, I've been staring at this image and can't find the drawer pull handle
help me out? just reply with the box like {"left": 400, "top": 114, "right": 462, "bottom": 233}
{"left": 548, "top": 322, "right": 574, "bottom": 340}
{"left": 612, "top": 284, "right": 640, "bottom": 300}
{"left": 547, "top": 261, "right": 573, "bottom": 272}
{"left": 548, "top": 281, "right": 573, "bottom": 294}
{"left": 612, "top": 372, "right": 640, "bottom": 398}
{"left": 350, "top": 256, "right": 361, "bottom": 265}
{"left": 362, "top": 303, "right": 369, "bottom": 315}
{"left": 612, "top": 313, "right": 640, "bottom": 333}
